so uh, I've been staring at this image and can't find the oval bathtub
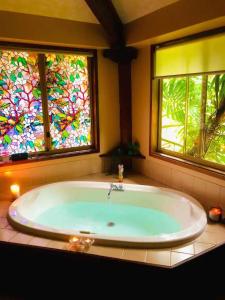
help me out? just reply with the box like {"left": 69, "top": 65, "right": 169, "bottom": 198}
{"left": 8, "top": 181, "right": 207, "bottom": 248}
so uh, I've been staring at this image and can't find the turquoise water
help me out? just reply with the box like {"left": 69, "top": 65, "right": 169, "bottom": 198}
{"left": 35, "top": 202, "right": 181, "bottom": 237}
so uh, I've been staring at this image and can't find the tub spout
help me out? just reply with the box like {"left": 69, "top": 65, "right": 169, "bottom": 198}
{"left": 108, "top": 183, "right": 124, "bottom": 198}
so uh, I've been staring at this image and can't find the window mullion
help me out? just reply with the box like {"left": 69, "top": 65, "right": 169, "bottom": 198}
{"left": 87, "top": 57, "right": 95, "bottom": 147}
{"left": 158, "top": 79, "right": 163, "bottom": 151}
{"left": 38, "top": 54, "right": 51, "bottom": 152}
{"left": 199, "top": 75, "right": 207, "bottom": 158}
{"left": 183, "top": 77, "right": 189, "bottom": 154}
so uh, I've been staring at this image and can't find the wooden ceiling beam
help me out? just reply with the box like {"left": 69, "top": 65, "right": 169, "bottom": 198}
{"left": 85, "top": 0, "right": 125, "bottom": 48}
{"left": 86, "top": 0, "right": 139, "bottom": 156}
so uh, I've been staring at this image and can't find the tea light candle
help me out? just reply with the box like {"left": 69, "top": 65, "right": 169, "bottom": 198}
{"left": 68, "top": 236, "right": 94, "bottom": 251}
{"left": 208, "top": 207, "right": 222, "bottom": 222}
{"left": 69, "top": 236, "right": 80, "bottom": 245}
{"left": 10, "top": 184, "right": 20, "bottom": 201}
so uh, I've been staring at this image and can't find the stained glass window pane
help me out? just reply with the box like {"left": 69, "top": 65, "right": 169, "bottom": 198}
{"left": 46, "top": 54, "right": 91, "bottom": 149}
{"left": 0, "top": 50, "right": 45, "bottom": 155}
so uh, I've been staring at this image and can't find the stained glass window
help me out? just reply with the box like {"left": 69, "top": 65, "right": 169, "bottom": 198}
{"left": 0, "top": 47, "right": 97, "bottom": 160}
{"left": 46, "top": 54, "right": 91, "bottom": 149}
{"left": 0, "top": 50, "right": 44, "bottom": 155}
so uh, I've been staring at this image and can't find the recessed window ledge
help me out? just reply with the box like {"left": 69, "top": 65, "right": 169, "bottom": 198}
{"left": 0, "top": 149, "right": 99, "bottom": 168}
{"left": 150, "top": 151, "right": 225, "bottom": 180}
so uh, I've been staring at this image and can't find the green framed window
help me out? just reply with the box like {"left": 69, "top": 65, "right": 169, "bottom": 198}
{"left": 159, "top": 73, "right": 225, "bottom": 168}
{"left": 152, "top": 30, "right": 225, "bottom": 172}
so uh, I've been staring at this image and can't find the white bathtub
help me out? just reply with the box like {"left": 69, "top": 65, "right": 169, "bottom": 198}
{"left": 8, "top": 181, "right": 207, "bottom": 248}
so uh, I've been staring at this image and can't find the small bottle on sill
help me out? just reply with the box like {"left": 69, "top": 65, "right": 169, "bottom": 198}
{"left": 118, "top": 164, "right": 124, "bottom": 183}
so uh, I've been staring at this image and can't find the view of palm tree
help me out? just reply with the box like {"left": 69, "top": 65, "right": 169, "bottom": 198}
{"left": 160, "top": 73, "right": 225, "bottom": 166}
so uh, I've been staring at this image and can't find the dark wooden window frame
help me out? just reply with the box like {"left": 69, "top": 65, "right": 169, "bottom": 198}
{"left": 0, "top": 42, "right": 99, "bottom": 166}
{"left": 150, "top": 27, "right": 225, "bottom": 180}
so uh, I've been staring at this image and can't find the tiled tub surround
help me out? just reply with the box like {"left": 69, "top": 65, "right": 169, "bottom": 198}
{"left": 0, "top": 156, "right": 103, "bottom": 202}
{"left": 133, "top": 158, "right": 225, "bottom": 212}
{"left": 0, "top": 173, "right": 225, "bottom": 268}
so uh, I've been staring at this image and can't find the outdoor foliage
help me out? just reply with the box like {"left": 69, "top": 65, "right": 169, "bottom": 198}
{"left": 160, "top": 73, "right": 225, "bottom": 166}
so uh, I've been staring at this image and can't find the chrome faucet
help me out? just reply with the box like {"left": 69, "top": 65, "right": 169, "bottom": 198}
{"left": 107, "top": 183, "right": 124, "bottom": 198}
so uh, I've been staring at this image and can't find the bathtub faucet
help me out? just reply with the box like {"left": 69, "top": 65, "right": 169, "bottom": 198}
{"left": 107, "top": 183, "right": 124, "bottom": 198}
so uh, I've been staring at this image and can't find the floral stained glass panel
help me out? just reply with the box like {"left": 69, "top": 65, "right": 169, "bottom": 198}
{"left": 0, "top": 50, "right": 45, "bottom": 155}
{"left": 46, "top": 54, "right": 91, "bottom": 149}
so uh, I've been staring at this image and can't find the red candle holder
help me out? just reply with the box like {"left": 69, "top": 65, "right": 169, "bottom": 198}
{"left": 208, "top": 207, "right": 222, "bottom": 222}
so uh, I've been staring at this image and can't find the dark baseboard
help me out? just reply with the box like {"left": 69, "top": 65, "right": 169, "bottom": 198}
{"left": 0, "top": 241, "right": 225, "bottom": 298}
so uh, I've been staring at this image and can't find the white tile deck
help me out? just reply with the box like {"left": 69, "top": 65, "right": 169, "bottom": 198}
{"left": 0, "top": 173, "right": 224, "bottom": 268}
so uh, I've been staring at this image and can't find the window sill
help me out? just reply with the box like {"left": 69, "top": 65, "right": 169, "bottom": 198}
{"left": 150, "top": 151, "right": 225, "bottom": 180}
{"left": 0, "top": 148, "right": 99, "bottom": 168}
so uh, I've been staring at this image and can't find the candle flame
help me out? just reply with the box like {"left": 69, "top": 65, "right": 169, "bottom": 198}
{"left": 10, "top": 184, "right": 20, "bottom": 200}
{"left": 209, "top": 207, "right": 222, "bottom": 215}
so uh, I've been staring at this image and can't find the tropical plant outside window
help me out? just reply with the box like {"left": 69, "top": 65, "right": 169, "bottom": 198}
{"left": 159, "top": 73, "right": 225, "bottom": 168}
{"left": 0, "top": 48, "right": 97, "bottom": 158}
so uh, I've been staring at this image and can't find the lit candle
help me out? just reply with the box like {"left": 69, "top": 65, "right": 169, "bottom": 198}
{"left": 208, "top": 207, "right": 222, "bottom": 222}
{"left": 68, "top": 236, "right": 94, "bottom": 251}
{"left": 84, "top": 238, "right": 94, "bottom": 247}
{"left": 10, "top": 184, "right": 20, "bottom": 201}
{"left": 69, "top": 236, "right": 80, "bottom": 245}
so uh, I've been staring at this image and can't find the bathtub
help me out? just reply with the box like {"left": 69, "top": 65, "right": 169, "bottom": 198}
{"left": 8, "top": 181, "right": 207, "bottom": 248}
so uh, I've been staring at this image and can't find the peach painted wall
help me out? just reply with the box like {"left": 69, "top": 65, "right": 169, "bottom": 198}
{"left": 0, "top": 11, "right": 120, "bottom": 199}
{"left": 0, "top": 51, "right": 120, "bottom": 200}
{"left": 126, "top": 0, "right": 225, "bottom": 45}
{"left": 131, "top": 38, "right": 225, "bottom": 211}
{"left": 0, "top": 11, "right": 107, "bottom": 48}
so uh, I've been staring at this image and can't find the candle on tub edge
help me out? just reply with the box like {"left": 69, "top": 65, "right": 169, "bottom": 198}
{"left": 10, "top": 184, "right": 20, "bottom": 201}
{"left": 208, "top": 207, "right": 222, "bottom": 222}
